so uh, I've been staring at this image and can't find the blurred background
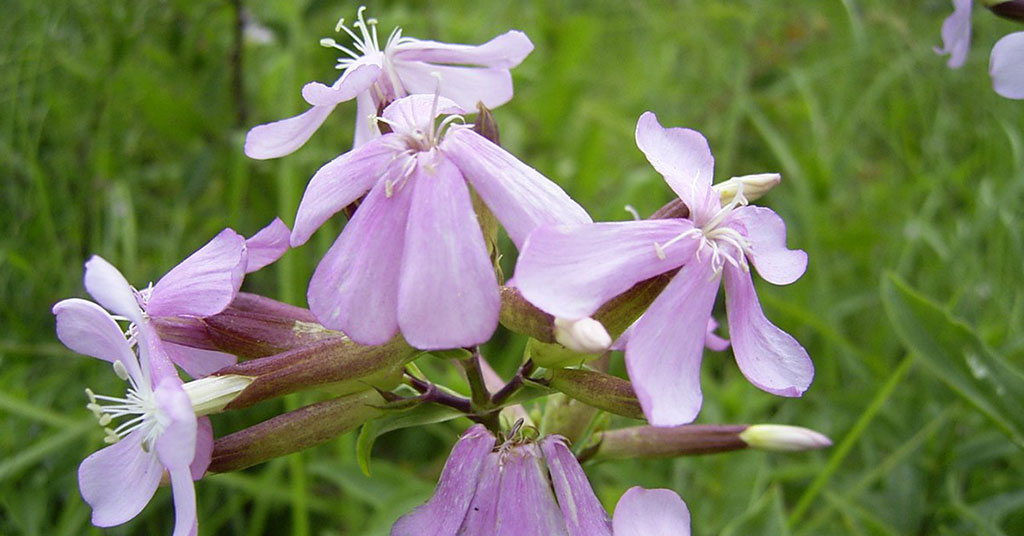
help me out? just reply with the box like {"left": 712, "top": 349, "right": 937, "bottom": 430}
{"left": 3, "top": 0, "right": 1024, "bottom": 534}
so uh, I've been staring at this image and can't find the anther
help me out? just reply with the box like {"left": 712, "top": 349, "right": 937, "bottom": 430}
{"left": 85, "top": 388, "right": 96, "bottom": 403}
{"left": 320, "top": 37, "right": 338, "bottom": 48}
{"left": 653, "top": 242, "right": 667, "bottom": 260}
{"left": 113, "top": 361, "right": 129, "bottom": 381}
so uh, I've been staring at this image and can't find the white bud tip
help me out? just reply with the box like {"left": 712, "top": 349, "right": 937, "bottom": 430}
{"left": 553, "top": 317, "right": 612, "bottom": 354}
{"left": 739, "top": 424, "right": 832, "bottom": 452}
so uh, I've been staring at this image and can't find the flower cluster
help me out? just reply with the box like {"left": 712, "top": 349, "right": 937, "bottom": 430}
{"left": 54, "top": 7, "right": 830, "bottom": 535}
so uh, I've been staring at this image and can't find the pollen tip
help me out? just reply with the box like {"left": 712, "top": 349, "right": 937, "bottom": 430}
{"left": 112, "top": 361, "right": 129, "bottom": 381}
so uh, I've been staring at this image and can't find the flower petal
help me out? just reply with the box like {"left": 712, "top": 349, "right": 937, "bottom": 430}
{"left": 162, "top": 342, "right": 237, "bottom": 379}
{"left": 391, "top": 31, "right": 534, "bottom": 69}
{"left": 723, "top": 265, "right": 813, "bottom": 397}
{"left": 147, "top": 229, "right": 247, "bottom": 318}
{"left": 307, "top": 177, "right": 412, "bottom": 345}
{"left": 390, "top": 425, "right": 496, "bottom": 536}
{"left": 990, "top": 32, "right": 1024, "bottom": 99}
{"left": 381, "top": 94, "right": 464, "bottom": 132}
{"left": 397, "top": 155, "right": 499, "bottom": 349}
{"left": 456, "top": 452, "right": 501, "bottom": 533}
{"left": 190, "top": 417, "right": 213, "bottom": 481}
{"left": 443, "top": 127, "right": 592, "bottom": 248}
{"left": 155, "top": 378, "right": 198, "bottom": 470}
{"left": 494, "top": 444, "right": 569, "bottom": 536}
{"left": 300, "top": 64, "right": 381, "bottom": 106}
{"left": 935, "top": 0, "right": 972, "bottom": 69}
{"left": 244, "top": 218, "right": 291, "bottom": 273}
{"left": 635, "top": 112, "right": 718, "bottom": 222}
{"left": 84, "top": 255, "right": 143, "bottom": 323}
{"left": 291, "top": 136, "right": 397, "bottom": 247}
{"left": 728, "top": 206, "right": 807, "bottom": 286}
{"left": 167, "top": 464, "right": 198, "bottom": 536}
{"left": 515, "top": 220, "right": 696, "bottom": 319}
{"left": 394, "top": 62, "right": 515, "bottom": 110}
{"left": 541, "top": 436, "right": 612, "bottom": 536}
{"left": 705, "top": 318, "right": 730, "bottom": 352}
{"left": 53, "top": 298, "right": 141, "bottom": 379}
{"left": 612, "top": 487, "right": 691, "bottom": 536}
{"left": 626, "top": 259, "right": 720, "bottom": 426}
{"left": 244, "top": 105, "right": 336, "bottom": 160}
{"left": 353, "top": 90, "right": 381, "bottom": 148}
{"left": 78, "top": 429, "right": 161, "bottom": 527}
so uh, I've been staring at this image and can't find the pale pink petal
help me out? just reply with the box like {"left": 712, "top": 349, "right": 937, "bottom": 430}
{"left": 541, "top": 436, "right": 613, "bottom": 536}
{"left": 190, "top": 417, "right": 213, "bottom": 481}
{"left": 457, "top": 452, "right": 501, "bottom": 533}
{"left": 83, "top": 256, "right": 144, "bottom": 323}
{"left": 136, "top": 320, "right": 179, "bottom": 385}
{"left": 391, "top": 31, "right": 534, "bottom": 68}
{"left": 78, "top": 430, "right": 161, "bottom": 527}
{"left": 395, "top": 62, "right": 514, "bottom": 110}
{"left": 494, "top": 444, "right": 569, "bottom": 536}
{"left": 728, "top": 206, "right": 807, "bottom": 286}
{"left": 353, "top": 90, "right": 381, "bottom": 148}
{"left": 244, "top": 218, "right": 290, "bottom": 273}
{"left": 300, "top": 64, "right": 380, "bottom": 106}
{"left": 515, "top": 220, "right": 697, "bottom": 319}
{"left": 307, "top": 177, "right": 412, "bottom": 345}
{"left": 397, "top": 154, "right": 499, "bottom": 349}
{"left": 626, "top": 259, "right": 720, "bottom": 426}
{"left": 612, "top": 487, "right": 691, "bottom": 536}
{"left": 162, "top": 342, "right": 237, "bottom": 379}
{"left": 443, "top": 127, "right": 592, "bottom": 247}
{"left": 635, "top": 112, "right": 718, "bottom": 222}
{"left": 147, "top": 229, "right": 247, "bottom": 318}
{"left": 167, "top": 464, "right": 198, "bottom": 536}
{"left": 155, "top": 378, "right": 197, "bottom": 470}
{"left": 935, "top": 0, "right": 972, "bottom": 68}
{"left": 53, "top": 298, "right": 141, "bottom": 379}
{"left": 244, "top": 105, "right": 336, "bottom": 160}
{"left": 990, "top": 32, "right": 1024, "bottom": 99}
{"left": 723, "top": 265, "right": 813, "bottom": 397}
{"left": 291, "top": 136, "right": 397, "bottom": 246}
{"left": 390, "top": 425, "right": 496, "bottom": 536}
{"left": 705, "top": 318, "right": 730, "bottom": 352}
{"left": 381, "top": 94, "right": 464, "bottom": 132}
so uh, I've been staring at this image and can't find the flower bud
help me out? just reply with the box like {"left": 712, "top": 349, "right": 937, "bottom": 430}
{"left": 547, "top": 367, "right": 644, "bottom": 420}
{"left": 553, "top": 317, "right": 611, "bottom": 354}
{"left": 738, "top": 424, "right": 832, "bottom": 452}
{"left": 209, "top": 390, "right": 385, "bottom": 473}
{"left": 714, "top": 172, "right": 781, "bottom": 205}
{"left": 988, "top": 0, "right": 1024, "bottom": 22}
{"left": 213, "top": 335, "right": 416, "bottom": 410}
{"left": 587, "top": 424, "right": 748, "bottom": 461}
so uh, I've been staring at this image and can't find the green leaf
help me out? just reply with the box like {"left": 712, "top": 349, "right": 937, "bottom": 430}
{"left": 881, "top": 273, "right": 1024, "bottom": 449}
{"left": 355, "top": 403, "right": 465, "bottom": 477}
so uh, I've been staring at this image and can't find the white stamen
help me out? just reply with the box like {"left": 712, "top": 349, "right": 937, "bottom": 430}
{"left": 112, "top": 360, "right": 129, "bottom": 380}
{"left": 624, "top": 205, "right": 641, "bottom": 221}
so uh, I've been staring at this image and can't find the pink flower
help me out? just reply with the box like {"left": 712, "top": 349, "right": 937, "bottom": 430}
{"left": 54, "top": 258, "right": 214, "bottom": 536}
{"left": 515, "top": 112, "right": 813, "bottom": 426}
{"left": 391, "top": 425, "right": 691, "bottom": 535}
{"left": 290, "top": 94, "right": 590, "bottom": 350}
{"left": 244, "top": 7, "right": 533, "bottom": 157}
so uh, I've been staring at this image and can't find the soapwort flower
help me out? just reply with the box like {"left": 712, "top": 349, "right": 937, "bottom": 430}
{"left": 515, "top": 112, "right": 813, "bottom": 426}
{"left": 391, "top": 424, "right": 691, "bottom": 535}
{"left": 290, "top": 94, "right": 590, "bottom": 350}
{"left": 244, "top": 6, "right": 533, "bottom": 156}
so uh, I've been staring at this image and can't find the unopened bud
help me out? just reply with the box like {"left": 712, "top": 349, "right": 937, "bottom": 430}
{"left": 987, "top": 0, "right": 1024, "bottom": 22}
{"left": 714, "top": 173, "right": 781, "bottom": 206}
{"left": 209, "top": 390, "right": 384, "bottom": 473}
{"left": 472, "top": 102, "right": 501, "bottom": 145}
{"left": 553, "top": 317, "right": 611, "bottom": 354}
{"left": 547, "top": 367, "right": 644, "bottom": 420}
{"left": 182, "top": 374, "right": 255, "bottom": 416}
{"left": 587, "top": 424, "right": 748, "bottom": 461}
{"left": 739, "top": 424, "right": 832, "bottom": 452}
{"left": 214, "top": 335, "right": 416, "bottom": 410}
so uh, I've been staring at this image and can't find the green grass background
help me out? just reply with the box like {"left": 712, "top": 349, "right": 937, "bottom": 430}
{"left": 3, "top": 0, "right": 1024, "bottom": 534}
